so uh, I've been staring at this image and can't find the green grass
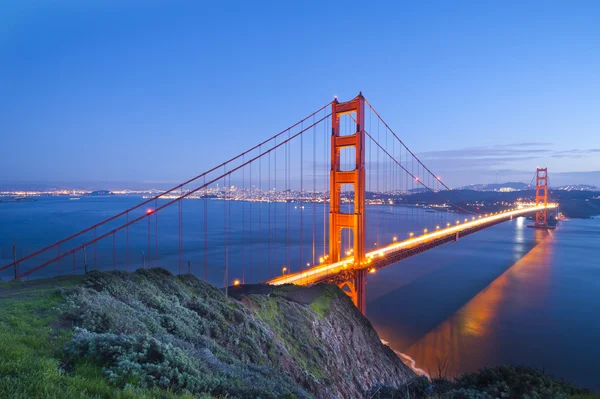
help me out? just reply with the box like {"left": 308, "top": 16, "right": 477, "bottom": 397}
{"left": 0, "top": 277, "right": 200, "bottom": 399}
{"left": 307, "top": 286, "right": 336, "bottom": 319}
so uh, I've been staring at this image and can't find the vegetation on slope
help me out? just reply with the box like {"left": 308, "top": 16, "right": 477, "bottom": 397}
{"left": 0, "top": 269, "right": 412, "bottom": 398}
{"left": 0, "top": 275, "right": 194, "bottom": 399}
{"left": 1, "top": 269, "right": 597, "bottom": 399}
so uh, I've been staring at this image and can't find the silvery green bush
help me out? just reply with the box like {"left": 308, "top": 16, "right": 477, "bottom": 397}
{"left": 62, "top": 269, "right": 307, "bottom": 398}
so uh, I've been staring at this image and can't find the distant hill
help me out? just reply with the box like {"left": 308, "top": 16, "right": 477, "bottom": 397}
{"left": 85, "top": 190, "right": 113, "bottom": 196}
{"left": 556, "top": 184, "right": 599, "bottom": 191}
{"left": 456, "top": 182, "right": 531, "bottom": 192}
{"left": 456, "top": 182, "right": 599, "bottom": 193}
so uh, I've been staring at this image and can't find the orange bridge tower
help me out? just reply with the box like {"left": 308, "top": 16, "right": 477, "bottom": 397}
{"left": 329, "top": 94, "right": 367, "bottom": 314}
{"left": 534, "top": 167, "right": 549, "bottom": 228}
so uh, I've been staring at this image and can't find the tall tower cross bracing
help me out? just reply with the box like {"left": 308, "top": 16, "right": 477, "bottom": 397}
{"left": 535, "top": 167, "right": 549, "bottom": 227}
{"left": 329, "top": 93, "right": 367, "bottom": 313}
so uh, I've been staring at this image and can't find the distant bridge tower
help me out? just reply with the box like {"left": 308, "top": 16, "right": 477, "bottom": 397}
{"left": 329, "top": 94, "right": 367, "bottom": 314}
{"left": 534, "top": 167, "right": 549, "bottom": 228}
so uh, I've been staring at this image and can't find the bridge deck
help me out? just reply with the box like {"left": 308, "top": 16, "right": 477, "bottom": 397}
{"left": 267, "top": 205, "right": 557, "bottom": 286}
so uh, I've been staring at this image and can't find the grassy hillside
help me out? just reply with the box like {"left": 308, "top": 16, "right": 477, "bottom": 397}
{"left": 0, "top": 275, "right": 194, "bottom": 399}
{"left": 0, "top": 269, "right": 412, "bottom": 398}
{"left": 0, "top": 269, "right": 597, "bottom": 399}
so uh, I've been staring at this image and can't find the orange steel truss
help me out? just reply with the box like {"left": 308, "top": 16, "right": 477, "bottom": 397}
{"left": 535, "top": 167, "right": 548, "bottom": 227}
{"left": 329, "top": 93, "right": 367, "bottom": 313}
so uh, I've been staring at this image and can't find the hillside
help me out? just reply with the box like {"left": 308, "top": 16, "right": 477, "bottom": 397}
{"left": 0, "top": 269, "right": 412, "bottom": 398}
{"left": 0, "top": 269, "right": 597, "bottom": 398}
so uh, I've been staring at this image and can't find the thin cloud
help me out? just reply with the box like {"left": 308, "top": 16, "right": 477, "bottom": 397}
{"left": 494, "top": 142, "right": 552, "bottom": 148}
{"left": 419, "top": 144, "right": 599, "bottom": 162}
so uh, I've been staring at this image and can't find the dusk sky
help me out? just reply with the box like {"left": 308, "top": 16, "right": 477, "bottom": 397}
{"left": 2, "top": 1, "right": 599, "bottom": 188}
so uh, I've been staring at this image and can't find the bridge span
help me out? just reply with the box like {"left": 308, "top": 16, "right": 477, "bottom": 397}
{"left": 2, "top": 93, "right": 556, "bottom": 315}
{"left": 267, "top": 204, "right": 557, "bottom": 307}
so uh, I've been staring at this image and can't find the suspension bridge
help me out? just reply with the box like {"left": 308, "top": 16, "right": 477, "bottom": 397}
{"left": 1, "top": 93, "right": 556, "bottom": 314}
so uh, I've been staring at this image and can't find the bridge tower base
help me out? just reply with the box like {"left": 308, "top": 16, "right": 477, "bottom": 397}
{"left": 329, "top": 94, "right": 367, "bottom": 313}
{"left": 337, "top": 269, "right": 367, "bottom": 314}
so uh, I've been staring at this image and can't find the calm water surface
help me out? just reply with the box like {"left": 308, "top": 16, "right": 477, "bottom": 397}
{"left": 368, "top": 216, "right": 600, "bottom": 390}
{"left": 1, "top": 196, "right": 598, "bottom": 389}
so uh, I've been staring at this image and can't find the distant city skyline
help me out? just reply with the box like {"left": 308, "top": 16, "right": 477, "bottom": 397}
{"left": 0, "top": 171, "right": 598, "bottom": 193}
{"left": 2, "top": 2, "right": 599, "bottom": 188}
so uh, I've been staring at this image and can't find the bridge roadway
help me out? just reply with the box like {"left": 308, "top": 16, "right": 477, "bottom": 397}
{"left": 267, "top": 204, "right": 557, "bottom": 287}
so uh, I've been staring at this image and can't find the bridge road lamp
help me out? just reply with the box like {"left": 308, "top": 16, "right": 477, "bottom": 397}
{"left": 282, "top": 267, "right": 287, "bottom": 275}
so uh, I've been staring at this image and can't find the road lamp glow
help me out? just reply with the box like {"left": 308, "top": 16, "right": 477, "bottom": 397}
{"left": 233, "top": 279, "right": 240, "bottom": 286}
{"left": 424, "top": 228, "right": 428, "bottom": 234}
{"left": 282, "top": 267, "right": 287, "bottom": 275}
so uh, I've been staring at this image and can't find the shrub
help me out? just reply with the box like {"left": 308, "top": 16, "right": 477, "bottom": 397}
{"left": 61, "top": 268, "right": 309, "bottom": 398}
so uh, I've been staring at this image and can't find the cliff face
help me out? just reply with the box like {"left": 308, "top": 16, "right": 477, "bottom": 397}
{"left": 237, "top": 284, "right": 413, "bottom": 398}
{"left": 62, "top": 269, "right": 413, "bottom": 398}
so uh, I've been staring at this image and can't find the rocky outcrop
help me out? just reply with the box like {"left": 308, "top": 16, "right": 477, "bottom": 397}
{"left": 238, "top": 284, "right": 413, "bottom": 398}
{"left": 62, "top": 269, "right": 413, "bottom": 398}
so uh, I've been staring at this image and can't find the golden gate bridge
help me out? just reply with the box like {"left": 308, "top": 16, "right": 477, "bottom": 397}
{"left": 1, "top": 94, "right": 556, "bottom": 314}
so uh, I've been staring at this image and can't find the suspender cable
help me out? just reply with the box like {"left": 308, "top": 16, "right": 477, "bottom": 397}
{"left": 242, "top": 154, "right": 245, "bottom": 283}
{"left": 300, "top": 121, "right": 304, "bottom": 270}
{"left": 268, "top": 148, "right": 272, "bottom": 278}
{"left": 312, "top": 114, "right": 316, "bottom": 268}
{"left": 203, "top": 176, "right": 208, "bottom": 281}
{"left": 249, "top": 161, "right": 253, "bottom": 282}
{"left": 259, "top": 145, "right": 263, "bottom": 280}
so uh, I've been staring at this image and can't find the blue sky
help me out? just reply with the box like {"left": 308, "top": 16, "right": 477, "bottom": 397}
{"left": 1, "top": 1, "right": 599, "bottom": 188}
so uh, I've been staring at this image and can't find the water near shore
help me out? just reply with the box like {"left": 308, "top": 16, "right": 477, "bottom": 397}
{"left": 367, "top": 216, "right": 600, "bottom": 391}
{"left": 1, "top": 196, "right": 599, "bottom": 390}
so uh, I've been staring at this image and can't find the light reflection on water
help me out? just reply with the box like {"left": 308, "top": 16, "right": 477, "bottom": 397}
{"left": 367, "top": 218, "right": 600, "bottom": 390}
{"left": 404, "top": 229, "right": 551, "bottom": 377}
